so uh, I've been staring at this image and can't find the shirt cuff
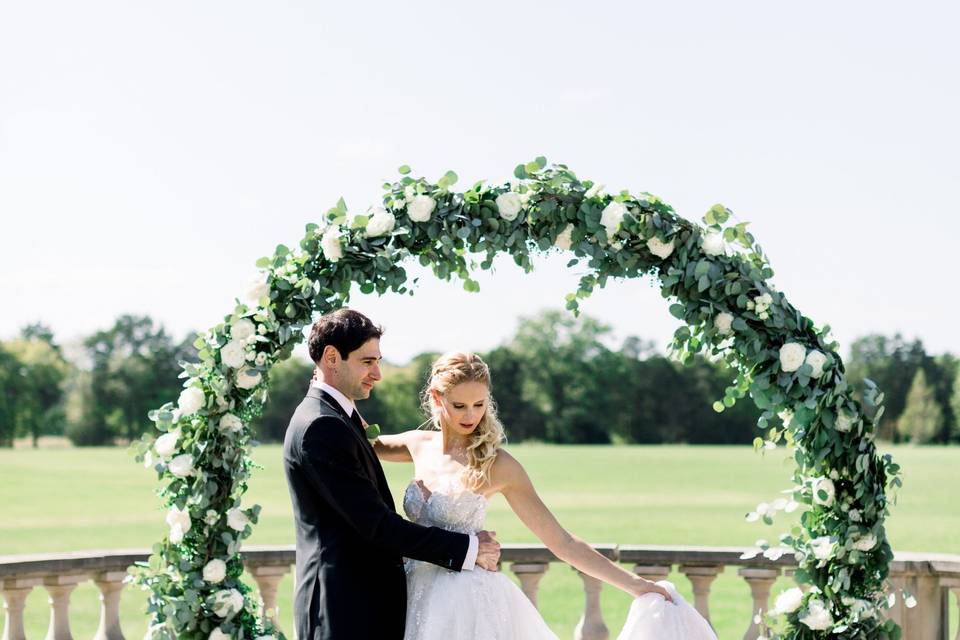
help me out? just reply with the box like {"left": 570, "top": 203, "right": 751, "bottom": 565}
{"left": 461, "top": 534, "right": 479, "bottom": 571}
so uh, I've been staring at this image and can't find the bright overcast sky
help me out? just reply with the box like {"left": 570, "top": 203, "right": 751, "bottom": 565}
{"left": 2, "top": 1, "right": 958, "bottom": 364}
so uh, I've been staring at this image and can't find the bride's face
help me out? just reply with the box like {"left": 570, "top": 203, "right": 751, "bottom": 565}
{"left": 435, "top": 381, "right": 488, "bottom": 436}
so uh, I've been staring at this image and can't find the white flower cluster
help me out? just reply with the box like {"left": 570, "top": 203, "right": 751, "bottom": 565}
{"left": 701, "top": 231, "right": 725, "bottom": 256}
{"left": 599, "top": 201, "right": 627, "bottom": 239}
{"left": 746, "top": 292, "right": 774, "bottom": 320}
{"left": 799, "top": 597, "right": 834, "bottom": 630}
{"left": 713, "top": 312, "right": 734, "bottom": 336}
{"left": 555, "top": 224, "right": 574, "bottom": 251}
{"left": 646, "top": 236, "right": 674, "bottom": 259}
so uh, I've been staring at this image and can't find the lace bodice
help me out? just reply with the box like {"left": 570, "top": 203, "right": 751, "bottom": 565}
{"left": 402, "top": 478, "right": 487, "bottom": 535}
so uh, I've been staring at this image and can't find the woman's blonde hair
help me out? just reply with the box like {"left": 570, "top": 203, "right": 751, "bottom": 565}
{"left": 421, "top": 352, "right": 505, "bottom": 490}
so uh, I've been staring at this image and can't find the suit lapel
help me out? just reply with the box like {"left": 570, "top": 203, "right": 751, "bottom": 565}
{"left": 307, "top": 388, "right": 394, "bottom": 508}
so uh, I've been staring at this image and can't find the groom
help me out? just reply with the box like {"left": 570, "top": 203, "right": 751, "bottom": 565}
{"left": 283, "top": 309, "right": 501, "bottom": 640}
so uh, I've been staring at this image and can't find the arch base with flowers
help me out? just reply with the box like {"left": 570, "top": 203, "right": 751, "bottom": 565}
{"left": 134, "top": 158, "right": 902, "bottom": 639}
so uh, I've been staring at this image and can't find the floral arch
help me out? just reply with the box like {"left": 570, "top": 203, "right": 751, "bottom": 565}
{"left": 135, "top": 158, "right": 901, "bottom": 639}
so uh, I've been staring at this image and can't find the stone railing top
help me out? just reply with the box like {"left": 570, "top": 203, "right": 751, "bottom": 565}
{"left": 2, "top": 545, "right": 958, "bottom": 579}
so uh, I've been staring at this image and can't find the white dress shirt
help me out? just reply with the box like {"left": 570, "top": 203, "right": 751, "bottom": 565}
{"left": 311, "top": 380, "right": 479, "bottom": 570}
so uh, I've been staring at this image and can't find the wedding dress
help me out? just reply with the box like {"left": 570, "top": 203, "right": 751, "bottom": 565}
{"left": 401, "top": 478, "right": 717, "bottom": 640}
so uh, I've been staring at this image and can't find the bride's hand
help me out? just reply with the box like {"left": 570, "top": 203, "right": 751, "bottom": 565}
{"left": 630, "top": 578, "right": 674, "bottom": 603}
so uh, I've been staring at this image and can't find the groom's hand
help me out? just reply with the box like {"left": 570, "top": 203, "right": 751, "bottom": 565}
{"left": 475, "top": 530, "right": 501, "bottom": 571}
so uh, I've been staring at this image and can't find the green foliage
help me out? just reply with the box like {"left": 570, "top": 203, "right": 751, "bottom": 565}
{"left": 897, "top": 369, "right": 943, "bottom": 443}
{"left": 1, "top": 329, "right": 70, "bottom": 447}
{"left": 136, "top": 158, "right": 900, "bottom": 638}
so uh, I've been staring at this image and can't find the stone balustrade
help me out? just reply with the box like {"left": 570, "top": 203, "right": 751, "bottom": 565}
{"left": 1, "top": 545, "right": 958, "bottom": 639}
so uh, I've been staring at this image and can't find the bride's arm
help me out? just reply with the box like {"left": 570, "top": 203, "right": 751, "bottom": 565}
{"left": 372, "top": 430, "right": 430, "bottom": 463}
{"left": 491, "top": 450, "right": 672, "bottom": 601}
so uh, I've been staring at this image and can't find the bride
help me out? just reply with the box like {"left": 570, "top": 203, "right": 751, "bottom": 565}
{"left": 372, "top": 351, "right": 717, "bottom": 640}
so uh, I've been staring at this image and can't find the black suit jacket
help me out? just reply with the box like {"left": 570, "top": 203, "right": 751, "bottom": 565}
{"left": 283, "top": 387, "right": 470, "bottom": 640}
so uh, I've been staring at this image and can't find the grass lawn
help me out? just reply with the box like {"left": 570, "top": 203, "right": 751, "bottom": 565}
{"left": 1, "top": 444, "right": 957, "bottom": 638}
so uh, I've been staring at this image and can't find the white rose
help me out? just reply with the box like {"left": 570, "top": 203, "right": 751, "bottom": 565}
{"left": 835, "top": 410, "right": 855, "bottom": 433}
{"left": 219, "top": 413, "right": 244, "bottom": 433}
{"left": 805, "top": 350, "right": 828, "bottom": 378}
{"left": 203, "top": 559, "right": 227, "bottom": 583}
{"left": 154, "top": 428, "right": 181, "bottom": 459}
{"left": 813, "top": 477, "right": 836, "bottom": 507}
{"left": 809, "top": 535, "right": 834, "bottom": 560}
{"left": 166, "top": 505, "right": 191, "bottom": 543}
{"left": 236, "top": 367, "right": 262, "bottom": 390}
{"left": 773, "top": 587, "right": 804, "bottom": 614}
{"left": 212, "top": 588, "right": 244, "bottom": 618}
{"left": 714, "top": 312, "right": 734, "bottom": 336}
{"left": 646, "top": 236, "right": 675, "bottom": 259}
{"left": 365, "top": 207, "right": 396, "bottom": 238}
{"left": 799, "top": 598, "right": 834, "bottom": 630}
{"left": 231, "top": 318, "right": 256, "bottom": 341}
{"left": 852, "top": 533, "right": 877, "bottom": 551}
{"left": 209, "top": 628, "right": 230, "bottom": 640}
{"left": 227, "top": 507, "right": 250, "bottom": 532}
{"left": 555, "top": 224, "right": 574, "bottom": 251}
{"left": 779, "top": 342, "right": 807, "bottom": 373}
{"left": 204, "top": 509, "right": 219, "bottom": 525}
{"left": 168, "top": 453, "right": 195, "bottom": 478}
{"left": 407, "top": 195, "right": 436, "bottom": 222}
{"left": 701, "top": 231, "right": 726, "bottom": 256}
{"left": 495, "top": 192, "right": 523, "bottom": 221}
{"left": 220, "top": 340, "right": 247, "bottom": 369}
{"left": 244, "top": 278, "right": 270, "bottom": 305}
{"left": 584, "top": 183, "right": 605, "bottom": 199}
{"left": 178, "top": 387, "right": 206, "bottom": 416}
{"left": 320, "top": 227, "right": 344, "bottom": 263}
{"left": 599, "top": 201, "right": 627, "bottom": 238}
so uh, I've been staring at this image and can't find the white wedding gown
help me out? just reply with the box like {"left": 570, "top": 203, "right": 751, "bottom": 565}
{"left": 401, "top": 479, "right": 717, "bottom": 640}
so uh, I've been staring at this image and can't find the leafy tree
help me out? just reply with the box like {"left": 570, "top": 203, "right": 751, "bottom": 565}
{"left": 0, "top": 345, "right": 25, "bottom": 447}
{"left": 897, "top": 368, "right": 943, "bottom": 443}
{"left": 77, "top": 315, "right": 196, "bottom": 445}
{"left": 846, "top": 334, "right": 931, "bottom": 440}
{"left": 4, "top": 332, "right": 70, "bottom": 447}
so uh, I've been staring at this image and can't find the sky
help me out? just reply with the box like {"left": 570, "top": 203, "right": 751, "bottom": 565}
{"left": 1, "top": 1, "right": 958, "bottom": 365}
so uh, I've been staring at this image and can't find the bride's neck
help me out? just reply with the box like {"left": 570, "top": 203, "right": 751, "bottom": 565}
{"left": 440, "top": 427, "right": 470, "bottom": 456}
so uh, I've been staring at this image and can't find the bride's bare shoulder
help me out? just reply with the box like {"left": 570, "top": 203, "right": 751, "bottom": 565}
{"left": 489, "top": 448, "right": 528, "bottom": 486}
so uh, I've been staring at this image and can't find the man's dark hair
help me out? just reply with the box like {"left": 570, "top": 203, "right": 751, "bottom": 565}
{"left": 308, "top": 309, "right": 384, "bottom": 363}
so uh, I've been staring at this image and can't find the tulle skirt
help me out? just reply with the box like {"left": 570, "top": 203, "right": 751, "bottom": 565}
{"left": 404, "top": 560, "right": 558, "bottom": 640}
{"left": 616, "top": 581, "right": 718, "bottom": 640}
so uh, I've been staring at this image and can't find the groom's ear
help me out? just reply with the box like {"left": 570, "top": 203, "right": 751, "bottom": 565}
{"left": 321, "top": 345, "right": 341, "bottom": 367}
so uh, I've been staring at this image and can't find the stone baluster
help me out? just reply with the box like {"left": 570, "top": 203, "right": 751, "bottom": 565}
{"left": 574, "top": 570, "right": 611, "bottom": 640}
{"left": 249, "top": 564, "right": 291, "bottom": 630}
{"left": 738, "top": 567, "right": 779, "bottom": 640}
{"left": 679, "top": 565, "right": 723, "bottom": 626}
{"left": 510, "top": 563, "right": 549, "bottom": 608}
{"left": 93, "top": 571, "right": 128, "bottom": 640}
{"left": 948, "top": 584, "right": 960, "bottom": 640}
{"left": 43, "top": 574, "right": 87, "bottom": 640}
{"left": 2, "top": 577, "right": 39, "bottom": 640}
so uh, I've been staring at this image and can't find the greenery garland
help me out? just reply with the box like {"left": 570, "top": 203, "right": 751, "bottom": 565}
{"left": 133, "top": 158, "right": 902, "bottom": 639}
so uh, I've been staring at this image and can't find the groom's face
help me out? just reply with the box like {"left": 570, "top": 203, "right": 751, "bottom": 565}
{"left": 335, "top": 338, "right": 383, "bottom": 401}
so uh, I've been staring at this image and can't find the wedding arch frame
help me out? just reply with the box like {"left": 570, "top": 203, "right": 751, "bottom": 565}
{"left": 134, "top": 159, "right": 901, "bottom": 639}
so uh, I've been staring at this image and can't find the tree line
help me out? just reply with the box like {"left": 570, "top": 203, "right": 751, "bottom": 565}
{"left": 1, "top": 311, "right": 958, "bottom": 447}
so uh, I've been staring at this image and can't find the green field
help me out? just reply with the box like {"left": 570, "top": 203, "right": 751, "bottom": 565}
{"left": 1, "top": 444, "right": 957, "bottom": 638}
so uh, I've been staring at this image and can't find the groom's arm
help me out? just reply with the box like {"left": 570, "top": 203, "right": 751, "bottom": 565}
{"left": 300, "top": 416, "right": 472, "bottom": 571}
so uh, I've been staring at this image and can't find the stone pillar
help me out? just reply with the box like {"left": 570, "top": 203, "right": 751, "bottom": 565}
{"left": 249, "top": 564, "right": 291, "bottom": 630}
{"left": 949, "top": 585, "right": 960, "bottom": 640}
{"left": 901, "top": 573, "right": 944, "bottom": 640}
{"left": 93, "top": 571, "right": 128, "bottom": 640}
{"left": 43, "top": 574, "right": 87, "bottom": 640}
{"left": 679, "top": 565, "right": 723, "bottom": 626}
{"left": 573, "top": 571, "right": 609, "bottom": 640}
{"left": 2, "top": 577, "right": 39, "bottom": 640}
{"left": 510, "top": 563, "right": 549, "bottom": 608}
{"left": 738, "top": 567, "right": 779, "bottom": 640}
